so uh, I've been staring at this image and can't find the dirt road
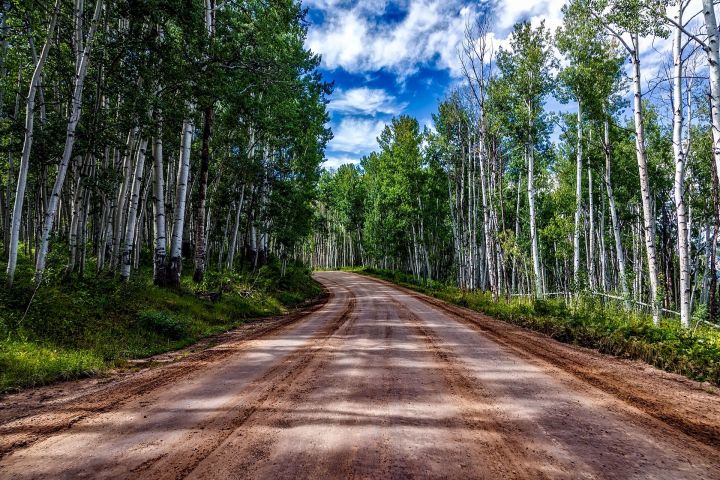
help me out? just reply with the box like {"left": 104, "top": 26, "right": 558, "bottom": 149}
{"left": 1, "top": 271, "right": 720, "bottom": 479}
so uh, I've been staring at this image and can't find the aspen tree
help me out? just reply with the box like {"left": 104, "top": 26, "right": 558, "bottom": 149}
{"left": 6, "top": 0, "right": 60, "bottom": 286}
{"left": 35, "top": 0, "right": 104, "bottom": 283}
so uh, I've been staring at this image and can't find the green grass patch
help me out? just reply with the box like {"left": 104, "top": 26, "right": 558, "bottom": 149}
{"left": 0, "top": 251, "right": 321, "bottom": 393}
{"left": 354, "top": 267, "right": 720, "bottom": 386}
{"left": 0, "top": 341, "right": 105, "bottom": 392}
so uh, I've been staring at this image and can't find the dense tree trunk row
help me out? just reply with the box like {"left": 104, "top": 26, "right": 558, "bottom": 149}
{"left": 1, "top": 1, "right": 331, "bottom": 289}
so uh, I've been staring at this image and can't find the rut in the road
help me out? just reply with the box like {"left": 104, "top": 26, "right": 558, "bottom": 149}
{"left": 388, "top": 281, "right": 720, "bottom": 450}
{"left": 134, "top": 284, "right": 358, "bottom": 479}
{"left": 387, "top": 294, "right": 556, "bottom": 479}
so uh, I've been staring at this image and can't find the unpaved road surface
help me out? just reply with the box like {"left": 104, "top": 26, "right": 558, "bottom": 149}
{"left": 1, "top": 271, "right": 720, "bottom": 479}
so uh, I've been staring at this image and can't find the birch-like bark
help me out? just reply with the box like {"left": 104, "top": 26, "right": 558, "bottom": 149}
{"left": 120, "top": 139, "right": 148, "bottom": 280}
{"left": 512, "top": 171, "right": 522, "bottom": 292}
{"left": 67, "top": 157, "right": 85, "bottom": 272}
{"left": 598, "top": 192, "right": 608, "bottom": 291}
{"left": 226, "top": 184, "right": 245, "bottom": 270}
{"left": 588, "top": 165, "right": 596, "bottom": 290}
{"left": 478, "top": 137, "right": 496, "bottom": 297}
{"left": 193, "top": 106, "right": 213, "bottom": 282}
{"left": 701, "top": 0, "right": 720, "bottom": 185}
{"left": 152, "top": 133, "right": 167, "bottom": 285}
{"left": 112, "top": 131, "right": 136, "bottom": 268}
{"left": 6, "top": 0, "right": 59, "bottom": 285}
{"left": 134, "top": 169, "right": 152, "bottom": 270}
{"left": 192, "top": 0, "right": 215, "bottom": 282}
{"left": 527, "top": 137, "right": 543, "bottom": 298}
{"left": 673, "top": 3, "right": 691, "bottom": 327}
{"left": 168, "top": 118, "right": 193, "bottom": 285}
{"left": 604, "top": 116, "right": 630, "bottom": 302}
{"left": 630, "top": 37, "right": 660, "bottom": 324}
{"left": 26, "top": 28, "right": 47, "bottom": 125}
{"left": 35, "top": 0, "right": 104, "bottom": 283}
{"left": 573, "top": 100, "right": 582, "bottom": 289}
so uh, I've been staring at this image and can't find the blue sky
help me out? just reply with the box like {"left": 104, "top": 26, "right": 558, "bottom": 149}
{"left": 303, "top": 0, "right": 678, "bottom": 169}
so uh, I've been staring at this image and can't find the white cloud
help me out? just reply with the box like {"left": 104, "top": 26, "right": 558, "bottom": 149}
{"left": 424, "top": 5, "right": 472, "bottom": 76}
{"left": 308, "top": 11, "right": 368, "bottom": 71}
{"left": 329, "top": 117, "right": 386, "bottom": 153}
{"left": 329, "top": 87, "right": 406, "bottom": 115}
{"left": 306, "top": 0, "right": 476, "bottom": 77}
{"left": 496, "top": 0, "right": 566, "bottom": 31}
{"left": 305, "top": 0, "right": 573, "bottom": 79}
{"left": 323, "top": 155, "right": 362, "bottom": 169}
{"left": 306, "top": 0, "right": 698, "bottom": 82}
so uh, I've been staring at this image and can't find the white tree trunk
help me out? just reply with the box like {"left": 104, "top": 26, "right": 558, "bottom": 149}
{"left": 588, "top": 165, "right": 596, "bottom": 290}
{"left": 527, "top": 139, "right": 543, "bottom": 298}
{"left": 152, "top": 134, "right": 167, "bottom": 284}
{"left": 630, "top": 39, "right": 660, "bottom": 324}
{"left": 35, "top": 0, "right": 104, "bottom": 283}
{"left": 604, "top": 117, "right": 630, "bottom": 302}
{"left": 6, "top": 0, "right": 59, "bottom": 285}
{"left": 478, "top": 138, "right": 496, "bottom": 297}
{"left": 573, "top": 100, "right": 582, "bottom": 289}
{"left": 673, "top": 3, "right": 691, "bottom": 327}
{"left": 112, "top": 131, "right": 137, "bottom": 268}
{"left": 169, "top": 118, "right": 193, "bottom": 284}
{"left": 120, "top": 139, "right": 148, "bottom": 280}
{"left": 702, "top": 0, "right": 720, "bottom": 186}
{"left": 226, "top": 184, "right": 245, "bottom": 270}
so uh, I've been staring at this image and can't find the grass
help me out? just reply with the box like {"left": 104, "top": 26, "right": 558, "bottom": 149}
{"left": 350, "top": 266, "right": 720, "bottom": 387}
{"left": 0, "top": 250, "right": 322, "bottom": 393}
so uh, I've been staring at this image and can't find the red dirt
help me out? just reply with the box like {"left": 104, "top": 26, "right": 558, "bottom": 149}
{"left": 1, "top": 271, "right": 719, "bottom": 479}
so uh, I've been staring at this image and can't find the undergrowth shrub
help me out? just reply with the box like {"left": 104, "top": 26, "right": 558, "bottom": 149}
{"left": 138, "top": 310, "right": 192, "bottom": 340}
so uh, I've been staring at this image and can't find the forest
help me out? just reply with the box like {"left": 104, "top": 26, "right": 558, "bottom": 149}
{"left": 309, "top": 0, "right": 720, "bottom": 334}
{"left": 1, "top": 0, "right": 720, "bottom": 390}
{"left": 0, "top": 0, "right": 330, "bottom": 286}
{"left": 2, "top": 2, "right": 720, "bottom": 477}
{"left": 0, "top": 0, "right": 329, "bottom": 390}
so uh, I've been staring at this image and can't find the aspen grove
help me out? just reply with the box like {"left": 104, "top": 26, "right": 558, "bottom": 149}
{"left": 1, "top": 0, "right": 331, "bottom": 287}
{"left": 307, "top": 1, "right": 720, "bottom": 330}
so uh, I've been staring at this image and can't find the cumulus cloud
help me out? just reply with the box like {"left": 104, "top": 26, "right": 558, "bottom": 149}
{"left": 309, "top": 0, "right": 701, "bottom": 169}
{"left": 305, "top": 0, "right": 578, "bottom": 78}
{"left": 306, "top": 0, "right": 693, "bottom": 81}
{"left": 495, "top": 0, "right": 566, "bottom": 31}
{"left": 307, "top": 0, "right": 476, "bottom": 77}
{"left": 329, "top": 87, "right": 406, "bottom": 115}
{"left": 329, "top": 117, "right": 387, "bottom": 154}
{"left": 323, "top": 155, "right": 362, "bottom": 169}
{"left": 308, "top": 11, "right": 368, "bottom": 71}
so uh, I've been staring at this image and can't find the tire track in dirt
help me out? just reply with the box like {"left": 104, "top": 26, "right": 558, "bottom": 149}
{"left": 133, "top": 282, "right": 359, "bottom": 480}
{"left": 385, "top": 293, "right": 563, "bottom": 479}
{"left": 371, "top": 275, "right": 720, "bottom": 452}
{"left": 176, "top": 282, "right": 363, "bottom": 480}
{"left": 361, "top": 274, "right": 720, "bottom": 478}
{"left": 187, "top": 274, "right": 486, "bottom": 479}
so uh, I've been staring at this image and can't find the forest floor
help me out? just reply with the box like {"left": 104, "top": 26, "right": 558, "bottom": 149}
{"left": 1, "top": 271, "right": 719, "bottom": 479}
{"left": 0, "top": 256, "right": 322, "bottom": 392}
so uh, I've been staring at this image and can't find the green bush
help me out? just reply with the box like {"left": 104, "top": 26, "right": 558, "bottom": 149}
{"left": 138, "top": 310, "right": 192, "bottom": 340}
